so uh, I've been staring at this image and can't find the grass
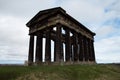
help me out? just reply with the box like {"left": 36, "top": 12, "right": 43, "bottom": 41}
{"left": 0, "top": 64, "right": 120, "bottom": 80}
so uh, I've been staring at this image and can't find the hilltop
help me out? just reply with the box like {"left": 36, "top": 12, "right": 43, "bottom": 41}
{"left": 0, "top": 64, "right": 120, "bottom": 80}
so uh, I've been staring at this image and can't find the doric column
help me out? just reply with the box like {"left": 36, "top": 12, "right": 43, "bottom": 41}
{"left": 65, "top": 28, "right": 71, "bottom": 62}
{"left": 83, "top": 36, "right": 86, "bottom": 61}
{"left": 70, "top": 43, "right": 72, "bottom": 62}
{"left": 73, "top": 32, "right": 78, "bottom": 62}
{"left": 86, "top": 38, "right": 89, "bottom": 61}
{"left": 28, "top": 35, "right": 34, "bottom": 65}
{"left": 88, "top": 39, "right": 92, "bottom": 61}
{"left": 81, "top": 35, "right": 85, "bottom": 61}
{"left": 78, "top": 34, "right": 83, "bottom": 61}
{"left": 91, "top": 40, "right": 95, "bottom": 61}
{"left": 55, "top": 24, "right": 63, "bottom": 63}
{"left": 35, "top": 33, "right": 43, "bottom": 64}
{"left": 71, "top": 44, "right": 74, "bottom": 62}
{"left": 45, "top": 29, "right": 51, "bottom": 63}
{"left": 54, "top": 40, "right": 56, "bottom": 61}
{"left": 83, "top": 36, "right": 89, "bottom": 61}
{"left": 61, "top": 43, "right": 63, "bottom": 62}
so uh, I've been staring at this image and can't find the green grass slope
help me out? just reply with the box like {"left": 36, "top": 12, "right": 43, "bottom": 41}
{"left": 0, "top": 64, "right": 120, "bottom": 80}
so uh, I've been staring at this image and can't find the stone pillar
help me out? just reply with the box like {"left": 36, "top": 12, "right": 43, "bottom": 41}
{"left": 54, "top": 40, "right": 56, "bottom": 61}
{"left": 88, "top": 39, "right": 91, "bottom": 61}
{"left": 28, "top": 35, "right": 34, "bottom": 65}
{"left": 55, "top": 24, "right": 63, "bottom": 63}
{"left": 82, "top": 36, "right": 86, "bottom": 61}
{"left": 86, "top": 38, "right": 89, "bottom": 61}
{"left": 73, "top": 32, "right": 78, "bottom": 62}
{"left": 45, "top": 29, "right": 51, "bottom": 63}
{"left": 70, "top": 43, "right": 72, "bottom": 62}
{"left": 78, "top": 34, "right": 84, "bottom": 61}
{"left": 71, "top": 44, "right": 74, "bottom": 62}
{"left": 65, "top": 28, "right": 71, "bottom": 62}
{"left": 35, "top": 33, "right": 43, "bottom": 64}
{"left": 83, "top": 36, "right": 89, "bottom": 61}
{"left": 91, "top": 40, "right": 95, "bottom": 61}
{"left": 61, "top": 43, "right": 63, "bottom": 62}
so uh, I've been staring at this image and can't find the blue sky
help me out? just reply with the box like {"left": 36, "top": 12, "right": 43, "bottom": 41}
{"left": 0, "top": 0, "right": 120, "bottom": 64}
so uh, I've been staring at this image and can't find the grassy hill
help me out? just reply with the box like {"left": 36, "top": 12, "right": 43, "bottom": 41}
{"left": 0, "top": 64, "right": 120, "bottom": 80}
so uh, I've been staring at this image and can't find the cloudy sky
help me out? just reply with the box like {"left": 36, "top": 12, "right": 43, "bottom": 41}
{"left": 0, "top": 0, "right": 120, "bottom": 64}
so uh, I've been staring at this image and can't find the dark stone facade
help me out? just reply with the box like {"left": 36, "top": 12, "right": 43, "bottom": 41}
{"left": 26, "top": 7, "right": 96, "bottom": 65}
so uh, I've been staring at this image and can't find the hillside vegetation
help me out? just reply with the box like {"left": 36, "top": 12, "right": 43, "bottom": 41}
{"left": 0, "top": 64, "right": 120, "bottom": 80}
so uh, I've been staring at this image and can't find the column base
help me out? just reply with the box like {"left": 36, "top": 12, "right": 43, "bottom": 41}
{"left": 28, "top": 61, "right": 34, "bottom": 66}
{"left": 27, "top": 61, "right": 96, "bottom": 66}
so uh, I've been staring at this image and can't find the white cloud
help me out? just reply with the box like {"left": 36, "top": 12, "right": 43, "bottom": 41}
{"left": 0, "top": 15, "right": 29, "bottom": 61}
{"left": 0, "top": 0, "right": 59, "bottom": 63}
{"left": 61, "top": 0, "right": 105, "bottom": 23}
{"left": 0, "top": 0, "right": 120, "bottom": 63}
{"left": 95, "top": 25, "right": 116, "bottom": 39}
{"left": 0, "top": 0, "right": 57, "bottom": 18}
{"left": 59, "top": 0, "right": 119, "bottom": 31}
{"left": 0, "top": 15, "right": 29, "bottom": 45}
{"left": 106, "top": 0, "right": 120, "bottom": 15}
{"left": 95, "top": 36, "right": 120, "bottom": 63}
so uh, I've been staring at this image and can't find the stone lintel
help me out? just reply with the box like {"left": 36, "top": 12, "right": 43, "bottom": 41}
{"left": 29, "top": 14, "right": 94, "bottom": 40}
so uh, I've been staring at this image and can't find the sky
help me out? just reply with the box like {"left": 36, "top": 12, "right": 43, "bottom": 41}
{"left": 0, "top": 0, "right": 120, "bottom": 64}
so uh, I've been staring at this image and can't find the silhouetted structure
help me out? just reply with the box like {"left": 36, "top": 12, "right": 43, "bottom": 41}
{"left": 26, "top": 7, "right": 96, "bottom": 65}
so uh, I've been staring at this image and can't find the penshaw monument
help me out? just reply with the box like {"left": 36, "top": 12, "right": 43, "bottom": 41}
{"left": 26, "top": 7, "right": 96, "bottom": 65}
